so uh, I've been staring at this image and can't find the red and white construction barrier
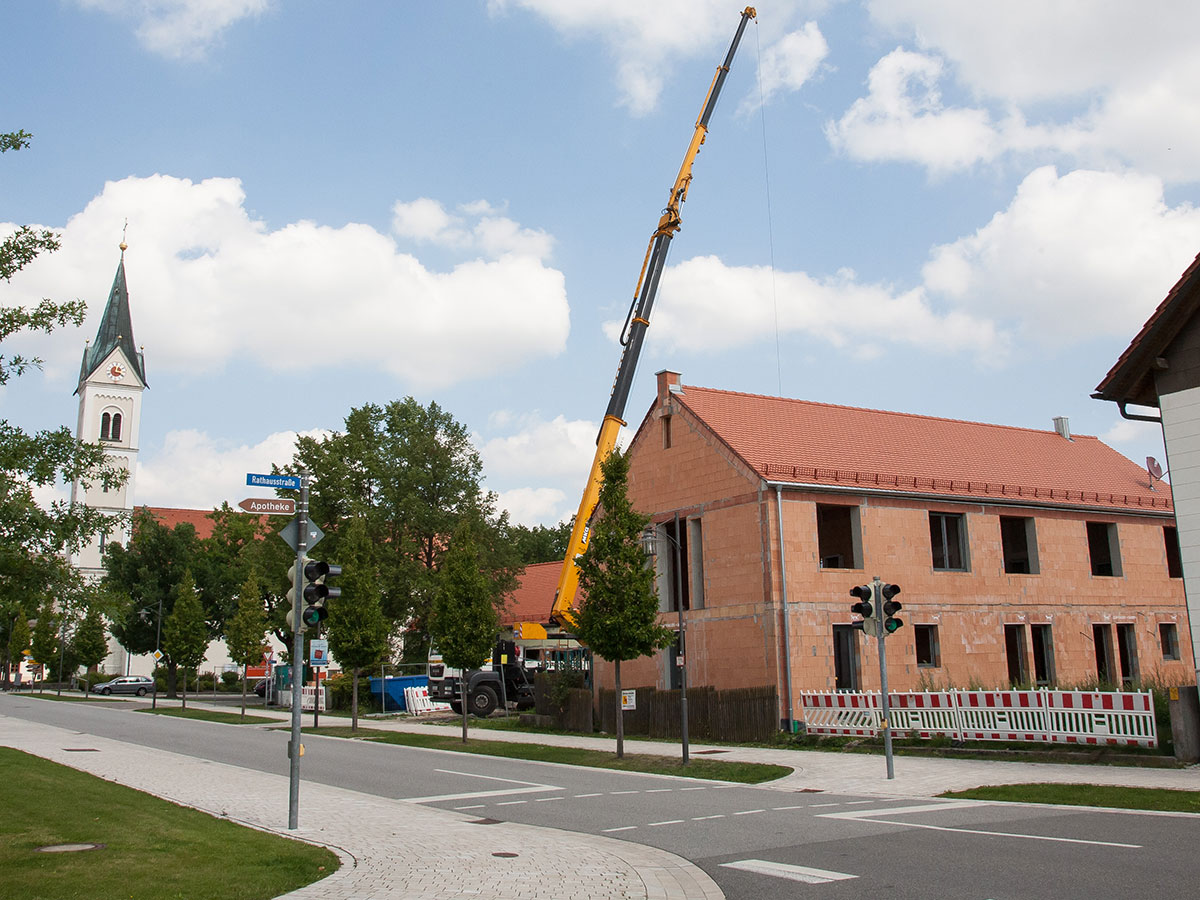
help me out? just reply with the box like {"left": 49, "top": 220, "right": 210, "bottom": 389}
{"left": 404, "top": 685, "right": 452, "bottom": 715}
{"left": 799, "top": 688, "right": 1157, "bottom": 748}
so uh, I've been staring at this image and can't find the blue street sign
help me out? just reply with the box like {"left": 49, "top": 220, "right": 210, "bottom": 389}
{"left": 247, "top": 472, "right": 301, "bottom": 490}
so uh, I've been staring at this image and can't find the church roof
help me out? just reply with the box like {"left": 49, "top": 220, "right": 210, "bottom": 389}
{"left": 77, "top": 254, "right": 147, "bottom": 391}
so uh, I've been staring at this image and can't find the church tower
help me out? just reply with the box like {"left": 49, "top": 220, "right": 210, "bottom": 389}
{"left": 71, "top": 241, "right": 147, "bottom": 580}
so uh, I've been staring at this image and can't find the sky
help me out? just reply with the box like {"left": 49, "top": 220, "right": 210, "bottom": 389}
{"left": 3, "top": 0, "right": 1198, "bottom": 528}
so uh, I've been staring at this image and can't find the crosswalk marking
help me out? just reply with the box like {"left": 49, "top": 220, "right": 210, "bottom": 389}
{"left": 721, "top": 859, "right": 857, "bottom": 884}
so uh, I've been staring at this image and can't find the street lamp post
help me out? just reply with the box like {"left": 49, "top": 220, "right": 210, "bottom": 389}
{"left": 643, "top": 512, "right": 689, "bottom": 765}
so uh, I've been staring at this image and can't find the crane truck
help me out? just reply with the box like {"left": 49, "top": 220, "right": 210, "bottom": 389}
{"left": 515, "top": 6, "right": 757, "bottom": 641}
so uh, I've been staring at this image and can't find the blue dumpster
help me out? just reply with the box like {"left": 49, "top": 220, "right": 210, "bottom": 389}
{"left": 368, "top": 675, "right": 429, "bottom": 712}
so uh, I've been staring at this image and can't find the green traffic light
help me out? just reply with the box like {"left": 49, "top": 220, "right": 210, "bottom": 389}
{"left": 884, "top": 617, "right": 903, "bottom": 633}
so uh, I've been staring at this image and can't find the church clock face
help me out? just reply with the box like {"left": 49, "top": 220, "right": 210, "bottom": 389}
{"left": 108, "top": 363, "right": 125, "bottom": 382}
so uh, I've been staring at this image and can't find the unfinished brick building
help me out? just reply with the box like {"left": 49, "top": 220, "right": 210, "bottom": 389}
{"left": 597, "top": 370, "right": 1192, "bottom": 724}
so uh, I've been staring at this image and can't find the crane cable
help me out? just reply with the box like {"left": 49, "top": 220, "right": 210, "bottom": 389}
{"left": 753, "top": 18, "right": 783, "bottom": 397}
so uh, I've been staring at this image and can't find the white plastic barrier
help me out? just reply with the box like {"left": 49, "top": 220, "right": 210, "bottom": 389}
{"left": 404, "top": 685, "right": 452, "bottom": 715}
{"left": 277, "top": 684, "right": 327, "bottom": 712}
{"left": 800, "top": 688, "right": 1157, "bottom": 748}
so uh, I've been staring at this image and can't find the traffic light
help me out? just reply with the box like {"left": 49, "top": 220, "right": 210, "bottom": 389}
{"left": 849, "top": 584, "right": 875, "bottom": 632}
{"left": 286, "top": 557, "right": 342, "bottom": 631}
{"left": 880, "top": 583, "right": 903, "bottom": 634}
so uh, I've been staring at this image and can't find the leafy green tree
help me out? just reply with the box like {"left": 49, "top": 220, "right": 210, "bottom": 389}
{"left": 573, "top": 448, "right": 673, "bottom": 758}
{"left": 163, "top": 571, "right": 207, "bottom": 709}
{"left": 5, "top": 605, "right": 31, "bottom": 686}
{"left": 283, "top": 398, "right": 519, "bottom": 662}
{"left": 71, "top": 605, "right": 109, "bottom": 695}
{"left": 29, "top": 599, "right": 58, "bottom": 691}
{"left": 326, "top": 517, "right": 390, "bottom": 732}
{"left": 507, "top": 518, "right": 573, "bottom": 565}
{"left": 1, "top": 130, "right": 127, "bottom": 610}
{"left": 429, "top": 522, "right": 500, "bottom": 742}
{"left": 224, "top": 569, "right": 268, "bottom": 720}
{"left": 195, "top": 503, "right": 289, "bottom": 639}
{"left": 105, "top": 508, "right": 200, "bottom": 695}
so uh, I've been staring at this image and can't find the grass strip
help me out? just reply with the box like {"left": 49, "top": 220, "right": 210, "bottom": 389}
{"left": 139, "top": 707, "right": 279, "bottom": 725}
{"left": 22, "top": 693, "right": 125, "bottom": 703}
{"left": 308, "top": 725, "right": 791, "bottom": 783}
{"left": 0, "top": 747, "right": 337, "bottom": 900}
{"left": 940, "top": 782, "right": 1200, "bottom": 813}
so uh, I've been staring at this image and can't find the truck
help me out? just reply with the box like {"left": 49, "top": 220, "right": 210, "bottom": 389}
{"left": 426, "top": 640, "right": 537, "bottom": 716}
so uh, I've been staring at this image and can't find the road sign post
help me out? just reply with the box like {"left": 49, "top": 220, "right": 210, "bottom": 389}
{"left": 286, "top": 470, "right": 310, "bottom": 831}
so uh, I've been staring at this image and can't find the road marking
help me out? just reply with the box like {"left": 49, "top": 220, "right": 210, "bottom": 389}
{"left": 721, "top": 860, "right": 857, "bottom": 884}
{"left": 575, "top": 793, "right": 603, "bottom": 798}
{"left": 692, "top": 815, "right": 725, "bottom": 821}
{"left": 809, "top": 802, "right": 840, "bottom": 808}
{"left": 453, "top": 805, "right": 486, "bottom": 810}
{"left": 648, "top": 820, "right": 684, "bottom": 827}
{"left": 646, "top": 788, "right": 673, "bottom": 793}
{"left": 406, "top": 771, "right": 561, "bottom": 804}
{"left": 602, "top": 826, "right": 638, "bottom": 833}
{"left": 819, "top": 800, "right": 1142, "bottom": 849}
{"left": 844, "top": 800, "right": 875, "bottom": 805}
{"left": 611, "top": 790, "right": 639, "bottom": 795}
{"left": 680, "top": 787, "right": 707, "bottom": 792}
{"left": 772, "top": 805, "right": 808, "bottom": 811}
{"left": 733, "top": 809, "right": 765, "bottom": 816}
{"left": 534, "top": 797, "right": 564, "bottom": 803}
{"left": 497, "top": 800, "right": 527, "bottom": 806}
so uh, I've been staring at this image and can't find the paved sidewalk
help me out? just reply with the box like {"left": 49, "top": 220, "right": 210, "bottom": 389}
{"left": 1, "top": 710, "right": 722, "bottom": 900}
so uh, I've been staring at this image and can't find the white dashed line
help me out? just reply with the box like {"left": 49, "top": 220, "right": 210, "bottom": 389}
{"left": 692, "top": 815, "right": 725, "bottom": 821}
{"left": 611, "top": 790, "right": 639, "bottom": 795}
{"left": 733, "top": 809, "right": 765, "bottom": 816}
{"left": 602, "top": 826, "right": 638, "bottom": 833}
{"left": 535, "top": 797, "right": 564, "bottom": 803}
{"left": 496, "top": 800, "right": 527, "bottom": 806}
{"left": 648, "top": 820, "right": 684, "bottom": 827}
{"left": 575, "top": 793, "right": 602, "bottom": 798}
{"left": 453, "top": 805, "right": 485, "bottom": 810}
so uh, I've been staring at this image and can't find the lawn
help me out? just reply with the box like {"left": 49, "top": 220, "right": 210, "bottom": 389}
{"left": 940, "top": 782, "right": 1200, "bottom": 813}
{"left": 139, "top": 707, "right": 279, "bottom": 725}
{"left": 0, "top": 748, "right": 338, "bottom": 900}
{"left": 309, "top": 725, "right": 792, "bottom": 783}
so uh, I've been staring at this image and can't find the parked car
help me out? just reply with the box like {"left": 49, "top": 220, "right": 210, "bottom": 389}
{"left": 91, "top": 675, "right": 154, "bottom": 696}
{"left": 254, "top": 679, "right": 268, "bottom": 697}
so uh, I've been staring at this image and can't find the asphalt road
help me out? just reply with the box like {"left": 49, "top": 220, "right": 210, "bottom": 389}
{"left": 6, "top": 696, "right": 1197, "bottom": 900}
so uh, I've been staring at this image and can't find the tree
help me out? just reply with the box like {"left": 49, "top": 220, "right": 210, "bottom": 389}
{"left": 429, "top": 522, "right": 500, "bottom": 743}
{"left": 105, "top": 508, "right": 200, "bottom": 695}
{"left": 1, "top": 130, "right": 127, "bottom": 608}
{"left": 195, "top": 503, "right": 288, "bottom": 639}
{"left": 163, "top": 571, "right": 207, "bottom": 710}
{"left": 225, "top": 569, "right": 268, "bottom": 721}
{"left": 5, "top": 606, "right": 30, "bottom": 687}
{"left": 71, "top": 605, "right": 109, "bottom": 696}
{"left": 326, "top": 517, "right": 390, "bottom": 732}
{"left": 283, "top": 398, "right": 519, "bottom": 662}
{"left": 29, "top": 599, "right": 58, "bottom": 691}
{"left": 508, "top": 518, "right": 573, "bottom": 565}
{"left": 573, "top": 448, "right": 673, "bottom": 759}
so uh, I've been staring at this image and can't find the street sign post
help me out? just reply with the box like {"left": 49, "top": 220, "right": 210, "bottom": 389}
{"left": 246, "top": 472, "right": 301, "bottom": 490}
{"left": 239, "top": 497, "right": 296, "bottom": 516}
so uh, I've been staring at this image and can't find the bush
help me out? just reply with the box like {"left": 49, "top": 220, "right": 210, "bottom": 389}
{"left": 221, "top": 671, "right": 240, "bottom": 690}
{"left": 325, "top": 673, "right": 373, "bottom": 711}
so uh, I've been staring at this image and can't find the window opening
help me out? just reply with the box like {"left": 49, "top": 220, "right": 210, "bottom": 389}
{"left": 110, "top": 412, "right": 122, "bottom": 442}
{"left": 930, "top": 512, "right": 968, "bottom": 571}
{"left": 668, "top": 633, "right": 683, "bottom": 690}
{"left": 832, "top": 624, "right": 859, "bottom": 691}
{"left": 914, "top": 624, "right": 940, "bottom": 667}
{"left": 1086, "top": 522, "right": 1122, "bottom": 577}
{"left": 1004, "top": 624, "right": 1029, "bottom": 686}
{"left": 1164, "top": 527, "right": 1183, "bottom": 578}
{"left": 1000, "top": 516, "right": 1038, "bottom": 574}
{"left": 661, "top": 518, "right": 692, "bottom": 612}
{"left": 100, "top": 412, "right": 111, "bottom": 441}
{"left": 817, "top": 504, "right": 861, "bottom": 569}
{"left": 1093, "top": 624, "right": 1115, "bottom": 686}
{"left": 1160, "top": 623, "right": 1180, "bottom": 660}
{"left": 1030, "top": 624, "right": 1055, "bottom": 687}
{"left": 1116, "top": 623, "right": 1139, "bottom": 687}
{"left": 661, "top": 415, "right": 672, "bottom": 449}
{"left": 687, "top": 518, "right": 705, "bottom": 610}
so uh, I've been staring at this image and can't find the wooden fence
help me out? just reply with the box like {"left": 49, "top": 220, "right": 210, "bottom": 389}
{"left": 597, "top": 685, "right": 778, "bottom": 743}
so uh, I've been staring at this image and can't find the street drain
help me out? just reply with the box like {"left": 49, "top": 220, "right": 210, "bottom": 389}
{"left": 63, "top": 748, "right": 99, "bottom": 752}
{"left": 692, "top": 749, "right": 729, "bottom": 755}
{"left": 492, "top": 852, "right": 518, "bottom": 858}
{"left": 470, "top": 818, "right": 502, "bottom": 825}
{"left": 36, "top": 843, "right": 105, "bottom": 853}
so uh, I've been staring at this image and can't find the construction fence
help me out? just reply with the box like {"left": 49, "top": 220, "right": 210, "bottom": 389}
{"left": 800, "top": 688, "right": 1158, "bottom": 748}
{"left": 598, "top": 685, "right": 778, "bottom": 744}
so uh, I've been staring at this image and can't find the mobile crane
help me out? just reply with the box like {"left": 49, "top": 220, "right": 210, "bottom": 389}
{"left": 518, "top": 7, "right": 757, "bottom": 639}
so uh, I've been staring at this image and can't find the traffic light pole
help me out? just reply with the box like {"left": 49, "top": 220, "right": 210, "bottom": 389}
{"left": 287, "top": 470, "right": 309, "bottom": 830}
{"left": 872, "top": 576, "right": 896, "bottom": 780}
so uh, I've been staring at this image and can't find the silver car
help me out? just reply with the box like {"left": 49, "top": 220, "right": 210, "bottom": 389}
{"left": 91, "top": 675, "right": 154, "bottom": 696}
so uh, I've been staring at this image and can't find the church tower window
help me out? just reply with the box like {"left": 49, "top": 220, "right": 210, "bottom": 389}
{"left": 101, "top": 412, "right": 111, "bottom": 441}
{"left": 111, "top": 412, "right": 122, "bottom": 442}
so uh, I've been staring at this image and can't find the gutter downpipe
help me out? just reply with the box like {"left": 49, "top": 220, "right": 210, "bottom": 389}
{"left": 775, "top": 484, "right": 794, "bottom": 733}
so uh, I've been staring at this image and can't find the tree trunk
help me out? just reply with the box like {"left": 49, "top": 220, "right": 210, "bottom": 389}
{"left": 351, "top": 669, "right": 360, "bottom": 733}
{"left": 615, "top": 659, "right": 624, "bottom": 759}
{"left": 461, "top": 682, "right": 469, "bottom": 743}
{"left": 167, "top": 661, "right": 179, "bottom": 698}
{"left": 181, "top": 669, "right": 188, "bottom": 710}
{"left": 240, "top": 663, "right": 247, "bottom": 721}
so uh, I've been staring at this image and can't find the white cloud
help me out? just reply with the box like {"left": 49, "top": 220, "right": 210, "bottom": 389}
{"left": 825, "top": 49, "right": 999, "bottom": 173}
{"left": 922, "top": 167, "right": 1200, "bottom": 341}
{"left": 3, "top": 175, "right": 569, "bottom": 389}
{"left": 629, "top": 254, "right": 1001, "bottom": 359}
{"left": 478, "top": 412, "right": 597, "bottom": 482}
{"left": 489, "top": 1, "right": 774, "bottom": 114}
{"left": 742, "top": 23, "right": 829, "bottom": 113}
{"left": 391, "top": 198, "right": 554, "bottom": 261}
{"left": 136, "top": 428, "right": 324, "bottom": 509}
{"left": 75, "top": 0, "right": 271, "bottom": 59}
{"left": 496, "top": 486, "right": 569, "bottom": 528}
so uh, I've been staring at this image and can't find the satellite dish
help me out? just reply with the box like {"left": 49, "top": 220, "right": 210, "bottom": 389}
{"left": 1147, "top": 457, "right": 1166, "bottom": 488}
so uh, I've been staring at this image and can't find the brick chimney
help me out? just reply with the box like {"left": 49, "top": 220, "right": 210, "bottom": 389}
{"left": 656, "top": 369, "right": 682, "bottom": 407}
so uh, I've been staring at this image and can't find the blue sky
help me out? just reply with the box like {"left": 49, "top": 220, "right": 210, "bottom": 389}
{"left": 4, "top": 1, "right": 1198, "bottom": 526}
